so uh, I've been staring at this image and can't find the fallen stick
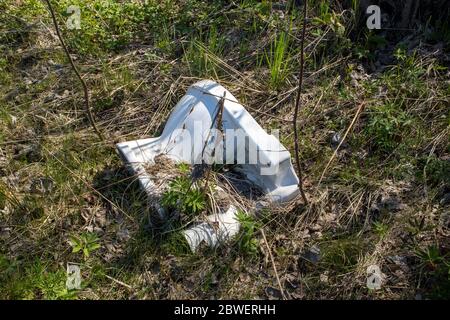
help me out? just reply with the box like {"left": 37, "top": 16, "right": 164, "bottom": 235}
{"left": 44, "top": 0, "right": 104, "bottom": 141}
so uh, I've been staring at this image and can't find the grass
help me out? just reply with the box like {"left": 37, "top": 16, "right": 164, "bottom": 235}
{"left": 184, "top": 28, "right": 226, "bottom": 78}
{"left": 0, "top": 0, "right": 449, "bottom": 300}
{"left": 265, "top": 30, "right": 291, "bottom": 90}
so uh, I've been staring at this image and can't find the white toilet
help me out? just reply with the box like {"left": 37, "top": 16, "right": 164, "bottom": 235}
{"left": 116, "top": 80, "right": 300, "bottom": 251}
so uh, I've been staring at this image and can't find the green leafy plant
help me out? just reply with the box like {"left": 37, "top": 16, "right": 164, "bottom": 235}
{"left": 405, "top": 216, "right": 435, "bottom": 241}
{"left": 417, "top": 155, "right": 450, "bottom": 187}
{"left": 236, "top": 210, "right": 260, "bottom": 257}
{"left": 177, "top": 163, "right": 191, "bottom": 174}
{"left": 416, "top": 246, "right": 444, "bottom": 268}
{"left": 156, "top": 23, "right": 175, "bottom": 54}
{"left": 373, "top": 221, "right": 389, "bottom": 239}
{"left": 415, "top": 245, "right": 450, "bottom": 299}
{"left": 366, "top": 102, "right": 413, "bottom": 153}
{"left": 390, "top": 50, "right": 426, "bottom": 95}
{"left": 353, "top": 45, "right": 370, "bottom": 60}
{"left": 69, "top": 232, "right": 101, "bottom": 259}
{"left": 0, "top": 257, "right": 77, "bottom": 299}
{"left": 393, "top": 47, "right": 408, "bottom": 61}
{"left": 162, "top": 176, "right": 206, "bottom": 216}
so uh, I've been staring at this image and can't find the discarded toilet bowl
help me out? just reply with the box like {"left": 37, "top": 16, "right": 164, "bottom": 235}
{"left": 116, "top": 80, "right": 300, "bottom": 251}
{"left": 183, "top": 205, "right": 240, "bottom": 252}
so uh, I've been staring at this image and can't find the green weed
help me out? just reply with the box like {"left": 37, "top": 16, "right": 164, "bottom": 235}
{"left": 184, "top": 26, "right": 225, "bottom": 77}
{"left": 235, "top": 211, "right": 260, "bottom": 257}
{"left": 415, "top": 245, "right": 450, "bottom": 299}
{"left": 313, "top": 3, "right": 345, "bottom": 36}
{"left": 162, "top": 176, "right": 206, "bottom": 216}
{"left": 0, "top": 257, "right": 77, "bottom": 299}
{"left": 161, "top": 231, "right": 193, "bottom": 256}
{"left": 265, "top": 30, "right": 291, "bottom": 90}
{"left": 69, "top": 232, "right": 101, "bottom": 259}
{"left": 417, "top": 155, "right": 450, "bottom": 187}
{"left": 366, "top": 102, "right": 413, "bottom": 154}
{"left": 373, "top": 221, "right": 389, "bottom": 239}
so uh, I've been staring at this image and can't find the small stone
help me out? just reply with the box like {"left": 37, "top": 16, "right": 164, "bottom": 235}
{"left": 0, "top": 227, "right": 11, "bottom": 240}
{"left": 210, "top": 273, "right": 219, "bottom": 285}
{"left": 265, "top": 286, "right": 283, "bottom": 300}
{"left": 330, "top": 132, "right": 342, "bottom": 148}
{"left": 44, "top": 92, "right": 62, "bottom": 103}
{"left": 330, "top": 131, "right": 349, "bottom": 149}
{"left": 301, "top": 245, "right": 321, "bottom": 264}
{"left": 313, "top": 231, "right": 323, "bottom": 239}
{"left": 62, "top": 90, "right": 70, "bottom": 98}
{"left": 117, "top": 228, "right": 130, "bottom": 241}
{"left": 380, "top": 196, "right": 405, "bottom": 212}
{"left": 105, "top": 243, "right": 116, "bottom": 253}
{"left": 309, "top": 224, "right": 321, "bottom": 232}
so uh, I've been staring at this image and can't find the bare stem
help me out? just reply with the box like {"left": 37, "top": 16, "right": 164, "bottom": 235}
{"left": 293, "top": 1, "right": 308, "bottom": 205}
{"left": 44, "top": 0, "right": 104, "bottom": 141}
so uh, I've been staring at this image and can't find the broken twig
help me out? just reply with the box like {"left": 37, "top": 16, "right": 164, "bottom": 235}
{"left": 44, "top": 0, "right": 104, "bottom": 141}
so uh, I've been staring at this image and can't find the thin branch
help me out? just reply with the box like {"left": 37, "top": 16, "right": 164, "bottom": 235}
{"left": 103, "top": 274, "right": 133, "bottom": 290}
{"left": 70, "top": 262, "right": 133, "bottom": 290}
{"left": 292, "top": 1, "right": 308, "bottom": 205}
{"left": 44, "top": 0, "right": 104, "bottom": 141}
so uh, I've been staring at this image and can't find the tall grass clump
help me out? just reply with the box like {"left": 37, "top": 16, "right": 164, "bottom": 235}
{"left": 265, "top": 30, "right": 291, "bottom": 90}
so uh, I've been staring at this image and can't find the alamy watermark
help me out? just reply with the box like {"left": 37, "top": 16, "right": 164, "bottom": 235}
{"left": 66, "top": 263, "right": 81, "bottom": 290}
{"left": 366, "top": 264, "right": 383, "bottom": 290}
{"left": 65, "top": 4, "right": 383, "bottom": 31}
{"left": 366, "top": 5, "right": 381, "bottom": 30}
{"left": 66, "top": 5, "right": 81, "bottom": 30}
